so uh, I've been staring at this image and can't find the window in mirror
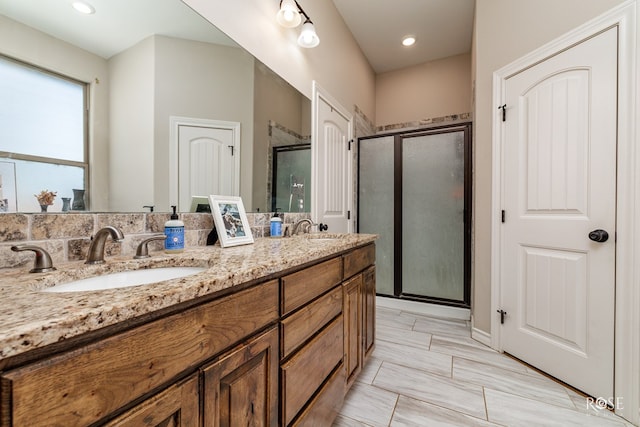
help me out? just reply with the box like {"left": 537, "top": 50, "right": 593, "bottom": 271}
{"left": 0, "top": 55, "right": 88, "bottom": 212}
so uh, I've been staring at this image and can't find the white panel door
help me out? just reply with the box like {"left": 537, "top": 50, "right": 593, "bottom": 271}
{"left": 178, "top": 125, "right": 236, "bottom": 211}
{"left": 501, "top": 28, "right": 617, "bottom": 398}
{"left": 314, "top": 88, "right": 352, "bottom": 233}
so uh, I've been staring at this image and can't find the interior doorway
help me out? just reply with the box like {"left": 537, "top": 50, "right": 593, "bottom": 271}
{"left": 358, "top": 123, "right": 472, "bottom": 308}
{"left": 169, "top": 116, "right": 240, "bottom": 211}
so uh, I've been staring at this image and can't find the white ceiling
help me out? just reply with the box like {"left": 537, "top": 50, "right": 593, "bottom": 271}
{"left": 0, "top": 0, "right": 236, "bottom": 59}
{"left": 333, "top": 0, "right": 476, "bottom": 74}
{"left": 0, "top": 0, "right": 475, "bottom": 74}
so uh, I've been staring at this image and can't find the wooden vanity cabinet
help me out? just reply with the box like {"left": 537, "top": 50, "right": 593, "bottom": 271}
{"left": 0, "top": 242, "right": 376, "bottom": 427}
{"left": 0, "top": 280, "right": 279, "bottom": 427}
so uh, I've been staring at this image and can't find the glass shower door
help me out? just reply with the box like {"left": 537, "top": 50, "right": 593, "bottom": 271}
{"left": 357, "top": 124, "right": 471, "bottom": 307}
{"left": 401, "top": 131, "right": 466, "bottom": 302}
{"left": 358, "top": 135, "right": 395, "bottom": 296}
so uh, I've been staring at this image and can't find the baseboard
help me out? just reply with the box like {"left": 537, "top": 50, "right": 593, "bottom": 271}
{"left": 470, "top": 317, "right": 492, "bottom": 347}
{"left": 376, "top": 296, "right": 470, "bottom": 321}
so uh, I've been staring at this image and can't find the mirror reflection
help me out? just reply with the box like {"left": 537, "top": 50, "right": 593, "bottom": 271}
{"left": 0, "top": 0, "right": 311, "bottom": 214}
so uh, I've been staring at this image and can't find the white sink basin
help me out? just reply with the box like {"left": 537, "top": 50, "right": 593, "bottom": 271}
{"left": 42, "top": 267, "right": 207, "bottom": 293}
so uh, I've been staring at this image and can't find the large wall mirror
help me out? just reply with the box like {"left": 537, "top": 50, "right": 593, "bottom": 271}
{"left": 0, "top": 0, "right": 311, "bottom": 214}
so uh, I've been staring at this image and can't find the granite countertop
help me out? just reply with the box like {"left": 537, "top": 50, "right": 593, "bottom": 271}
{"left": 0, "top": 233, "right": 376, "bottom": 362}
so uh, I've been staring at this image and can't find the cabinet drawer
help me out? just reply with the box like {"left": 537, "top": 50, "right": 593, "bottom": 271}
{"left": 281, "top": 258, "right": 342, "bottom": 315}
{"left": 281, "top": 286, "right": 342, "bottom": 358}
{"left": 1, "top": 280, "right": 278, "bottom": 427}
{"left": 281, "top": 315, "right": 343, "bottom": 426}
{"left": 103, "top": 374, "right": 199, "bottom": 427}
{"left": 291, "top": 363, "right": 345, "bottom": 427}
{"left": 343, "top": 244, "right": 375, "bottom": 279}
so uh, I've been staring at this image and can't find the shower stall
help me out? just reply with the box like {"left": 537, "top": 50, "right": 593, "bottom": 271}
{"left": 358, "top": 123, "right": 472, "bottom": 308}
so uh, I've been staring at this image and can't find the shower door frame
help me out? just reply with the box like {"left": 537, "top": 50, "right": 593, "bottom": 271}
{"left": 357, "top": 122, "right": 472, "bottom": 308}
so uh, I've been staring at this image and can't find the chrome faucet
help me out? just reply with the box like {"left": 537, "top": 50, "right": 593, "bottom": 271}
{"left": 11, "top": 245, "right": 57, "bottom": 273}
{"left": 292, "top": 218, "right": 314, "bottom": 235}
{"left": 85, "top": 226, "right": 125, "bottom": 264}
{"left": 134, "top": 234, "right": 166, "bottom": 259}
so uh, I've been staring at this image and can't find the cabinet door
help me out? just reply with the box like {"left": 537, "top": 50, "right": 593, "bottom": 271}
{"left": 103, "top": 374, "right": 199, "bottom": 427}
{"left": 362, "top": 266, "right": 376, "bottom": 360}
{"left": 343, "top": 274, "right": 362, "bottom": 390}
{"left": 202, "top": 326, "right": 279, "bottom": 427}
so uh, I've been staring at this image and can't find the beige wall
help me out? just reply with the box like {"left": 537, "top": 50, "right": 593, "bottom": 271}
{"left": 0, "top": 14, "right": 110, "bottom": 210}
{"left": 472, "top": 0, "right": 626, "bottom": 333}
{"left": 153, "top": 36, "right": 255, "bottom": 211}
{"left": 376, "top": 53, "right": 472, "bottom": 127}
{"left": 183, "top": 0, "right": 376, "bottom": 120}
{"left": 109, "top": 38, "right": 155, "bottom": 211}
{"left": 110, "top": 36, "right": 256, "bottom": 212}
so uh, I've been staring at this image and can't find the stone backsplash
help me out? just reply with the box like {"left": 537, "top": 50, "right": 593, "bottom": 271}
{"left": 0, "top": 211, "right": 310, "bottom": 270}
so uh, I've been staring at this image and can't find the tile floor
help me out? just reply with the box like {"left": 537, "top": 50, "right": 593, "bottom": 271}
{"left": 334, "top": 305, "right": 634, "bottom": 427}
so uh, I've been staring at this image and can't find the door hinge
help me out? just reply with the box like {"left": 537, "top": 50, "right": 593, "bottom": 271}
{"left": 501, "top": 210, "right": 506, "bottom": 223}
{"left": 498, "top": 104, "right": 507, "bottom": 122}
{"left": 348, "top": 139, "right": 353, "bottom": 151}
{"left": 347, "top": 210, "right": 351, "bottom": 220}
{"left": 497, "top": 309, "right": 507, "bottom": 324}
{"left": 228, "top": 145, "right": 235, "bottom": 156}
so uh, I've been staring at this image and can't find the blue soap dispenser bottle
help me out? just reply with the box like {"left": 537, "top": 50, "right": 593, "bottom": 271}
{"left": 270, "top": 210, "right": 282, "bottom": 238}
{"left": 164, "top": 205, "right": 185, "bottom": 253}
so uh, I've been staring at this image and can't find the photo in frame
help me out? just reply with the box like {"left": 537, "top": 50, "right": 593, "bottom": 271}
{"left": 208, "top": 195, "right": 254, "bottom": 247}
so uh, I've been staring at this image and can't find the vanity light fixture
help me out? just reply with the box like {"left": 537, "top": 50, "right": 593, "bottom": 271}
{"left": 72, "top": 1, "right": 95, "bottom": 15}
{"left": 402, "top": 36, "right": 416, "bottom": 47}
{"left": 276, "top": 0, "right": 320, "bottom": 48}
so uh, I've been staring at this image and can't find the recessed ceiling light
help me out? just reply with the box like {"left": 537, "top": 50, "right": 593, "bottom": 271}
{"left": 402, "top": 36, "right": 416, "bottom": 47}
{"left": 72, "top": 1, "right": 95, "bottom": 15}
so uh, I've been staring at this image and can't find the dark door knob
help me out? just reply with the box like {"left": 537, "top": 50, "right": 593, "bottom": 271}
{"left": 588, "top": 229, "right": 609, "bottom": 243}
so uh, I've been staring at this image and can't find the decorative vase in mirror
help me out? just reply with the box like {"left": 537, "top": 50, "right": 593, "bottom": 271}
{"left": 72, "top": 189, "right": 85, "bottom": 211}
{"left": 61, "top": 198, "right": 71, "bottom": 212}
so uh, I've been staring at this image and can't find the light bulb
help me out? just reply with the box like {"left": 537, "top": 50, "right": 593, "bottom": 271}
{"left": 402, "top": 36, "right": 416, "bottom": 47}
{"left": 276, "top": 0, "right": 302, "bottom": 28}
{"left": 297, "top": 20, "right": 320, "bottom": 48}
{"left": 72, "top": 1, "right": 95, "bottom": 14}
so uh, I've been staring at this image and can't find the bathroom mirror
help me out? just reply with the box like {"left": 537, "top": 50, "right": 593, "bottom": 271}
{"left": 0, "top": 0, "right": 311, "bottom": 214}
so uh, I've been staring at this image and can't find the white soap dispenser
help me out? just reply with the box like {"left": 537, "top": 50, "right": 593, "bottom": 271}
{"left": 164, "top": 205, "right": 185, "bottom": 253}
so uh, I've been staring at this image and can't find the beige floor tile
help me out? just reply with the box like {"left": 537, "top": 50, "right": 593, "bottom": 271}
{"left": 484, "top": 388, "right": 627, "bottom": 427}
{"left": 337, "top": 305, "right": 632, "bottom": 427}
{"left": 390, "top": 395, "right": 502, "bottom": 427}
{"left": 373, "top": 361, "right": 487, "bottom": 419}
{"left": 339, "top": 382, "right": 399, "bottom": 427}
{"left": 453, "top": 357, "right": 574, "bottom": 408}
{"left": 372, "top": 339, "right": 452, "bottom": 377}
{"left": 412, "top": 316, "right": 471, "bottom": 338}
{"left": 376, "top": 323, "right": 432, "bottom": 350}
{"left": 430, "top": 335, "right": 531, "bottom": 374}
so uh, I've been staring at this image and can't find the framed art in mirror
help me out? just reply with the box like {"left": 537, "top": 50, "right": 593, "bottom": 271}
{"left": 209, "top": 195, "right": 254, "bottom": 248}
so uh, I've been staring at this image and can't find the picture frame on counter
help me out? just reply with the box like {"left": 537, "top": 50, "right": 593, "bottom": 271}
{"left": 208, "top": 195, "right": 254, "bottom": 247}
